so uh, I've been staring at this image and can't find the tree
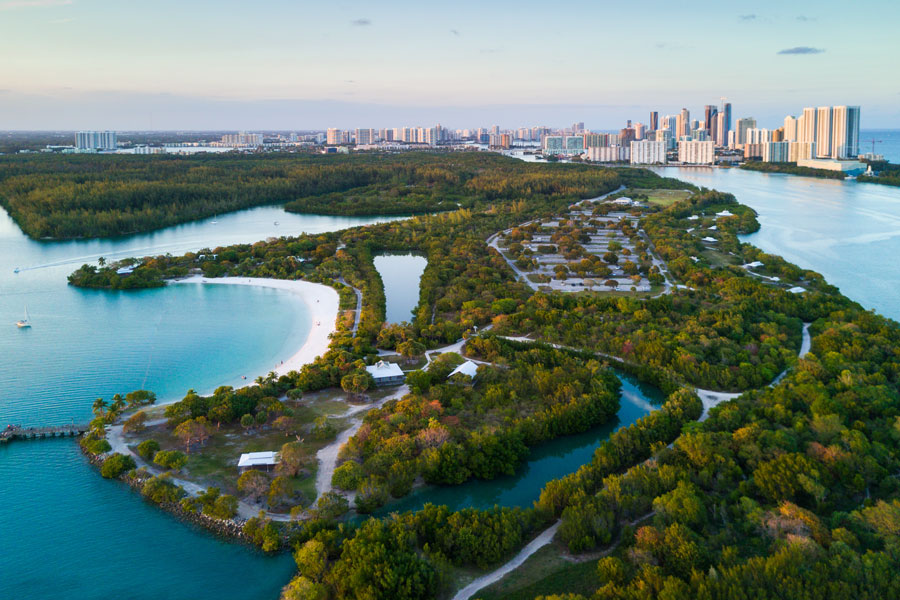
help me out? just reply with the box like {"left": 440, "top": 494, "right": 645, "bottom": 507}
{"left": 240, "top": 413, "right": 255, "bottom": 432}
{"left": 310, "top": 492, "right": 349, "bottom": 521}
{"left": 278, "top": 442, "right": 306, "bottom": 477}
{"left": 122, "top": 410, "right": 147, "bottom": 433}
{"left": 273, "top": 415, "right": 295, "bottom": 435}
{"left": 92, "top": 397, "right": 108, "bottom": 417}
{"left": 267, "top": 475, "right": 294, "bottom": 508}
{"left": 173, "top": 417, "right": 212, "bottom": 453}
{"left": 208, "top": 404, "right": 232, "bottom": 429}
{"left": 341, "top": 370, "right": 373, "bottom": 401}
{"left": 238, "top": 470, "right": 270, "bottom": 503}
{"left": 332, "top": 461, "right": 364, "bottom": 491}
{"left": 397, "top": 340, "right": 426, "bottom": 364}
{"left": 110, "top": 393, "right": 127, "bottom": 414}
{"left": 256, "top": 411, "right": 269, "bottom": 427}
{"left": 294, "top": 539, "right": 328, "bottom": 582}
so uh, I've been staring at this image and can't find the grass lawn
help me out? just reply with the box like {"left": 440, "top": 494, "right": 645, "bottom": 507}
{"left": 473, "top": 541, "right": 602, "bottom": 600}
{"left": 122, "top": 388, "right": 358, "bottom": 506}
{"left": 631, "top": 188, "right": 693, "bottom": 207}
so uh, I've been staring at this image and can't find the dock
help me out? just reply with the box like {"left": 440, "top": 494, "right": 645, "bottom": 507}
{"left": 0, "top": 424, "right": 89, "bottom": 443}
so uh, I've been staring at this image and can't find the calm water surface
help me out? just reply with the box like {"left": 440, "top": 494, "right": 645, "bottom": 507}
{"left": 373, "top": 253, "right": 427, "bottom": 324}
{"left": 0, "top": 206, "right": 399, "bottom": 598}
{"left": 655, "top": 166, "right": 900, "bottom": 321}
{"left": 378, "top": 371, "right": 661, "bottom": 515}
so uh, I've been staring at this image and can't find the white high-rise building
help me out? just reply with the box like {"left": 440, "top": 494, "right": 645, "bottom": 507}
{"left": 678, "top": 140, "right": 714, "bottom": 164}
{"left": 355, "top": 128, "right": 375, "bottom": 145}
{"left": 75, "top": 131, "right": 117, "bottom": 151}
{"left": 783, "top": 116, "right": 798, "bottom": 142}
{"left": 630, "top": 140, "right": 667, "bottom": 165}
{"left": 830, "top": 106, "right": 860, "bottom": 159}
{"left": 326, "top": 128, "right": 343, "bottom": 145}
{"left": 816, "top": 106, "right": 833, "bottom": 158}
{"left": 763, "top": 142, "right": 791, "bottom": 163}
{"left": 798, "top": 107, "right": 818, "bottom": 145}
{"left": 715, "top": 112, "right": 728, "bottom": 146}
{"left": 745, "top": 128, "right": 770, "bottom": 145}
{"left": 734, "top": 118, "right": 757, "bottom": 146}
{"left": 788, "top": 141, "right": 816, "bottom": 162}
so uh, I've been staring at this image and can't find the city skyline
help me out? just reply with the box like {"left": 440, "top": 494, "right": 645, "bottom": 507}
{"left": 0, "top": 0, "right": 898, "bottom": 129}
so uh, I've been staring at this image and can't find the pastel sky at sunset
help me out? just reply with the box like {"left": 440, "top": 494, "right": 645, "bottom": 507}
{"left": 1, "top": 0, "right": 897, "bottom": 129}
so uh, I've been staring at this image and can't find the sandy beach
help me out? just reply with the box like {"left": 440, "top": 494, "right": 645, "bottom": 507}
{"left": 171, "top": 275, "right": 339, "bottom": 377}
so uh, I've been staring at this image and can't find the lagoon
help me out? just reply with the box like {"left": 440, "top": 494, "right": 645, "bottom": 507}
{"left": 0, "top": 205, "right": 400, "bottom": 598}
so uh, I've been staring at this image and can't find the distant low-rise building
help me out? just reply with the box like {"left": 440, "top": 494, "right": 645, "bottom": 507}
{"left": 797, "top": 158, "right": 867, "bottom": 175}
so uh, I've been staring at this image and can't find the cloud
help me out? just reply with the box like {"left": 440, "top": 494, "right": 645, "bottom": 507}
{"left": 738, "top": 14, "right": 757, "bottom": 21}
{"left": 479, "top": 48, "right": 501, "bottom": 54}
{"left": 777, "top": 46, "right": 825, "bottom": 55}
{"left": 796, "top": 15, "right": 816, "bottom": 22}
{"left": 0, "top": 0, "right": 72, "bottom": 9}
{"left": 450, "top": 29, "right": 460, "bottom": 36}
{"left": 349, "top": 18, "right": 371, "bottom": 26}
{"left": 49, "top": 16, "right": 73, "bottom": 22}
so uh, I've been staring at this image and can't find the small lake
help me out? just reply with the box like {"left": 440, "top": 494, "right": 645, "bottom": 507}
{"left": 373, "top": 253, "right": 427, "bottom": 324}
{"left": 375, "top": 370, "right": 662, "bottom": 515}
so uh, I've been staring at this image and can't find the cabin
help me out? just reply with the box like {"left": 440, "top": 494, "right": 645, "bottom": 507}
{"left": 237, "top": 451, "right": 279, "bottom": 474}
{"left": 447, "top": 360, "right": 479, "bottom": 382}
{"left": 365, "top": 360, "right": 405, "bottom": 386}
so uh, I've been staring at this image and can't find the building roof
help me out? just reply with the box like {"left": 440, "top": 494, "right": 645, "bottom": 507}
{"left": 716, "top": 210, "right": 734, "bottom": 217}
{"left": 365, "top": 360, "right": 404, "bottom": 379}
{"left": 238, "top": 451, "right": 279, "bottom": 468}
{"left": 702, "top": 236, "right": 718, "bottom": 243}
{"left": 448, "top": 360, "right": 479, "bottom": 379}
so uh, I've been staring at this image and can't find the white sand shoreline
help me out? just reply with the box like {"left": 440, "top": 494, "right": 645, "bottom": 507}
{"left": 171, "top": 275, "right": 339, "bottom": 378}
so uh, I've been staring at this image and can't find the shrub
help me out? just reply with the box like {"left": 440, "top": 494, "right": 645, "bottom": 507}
{"left": 100, "top": 453, "right": 136, "bottom": 478}
{"left": 332, "top": 461, "right": 364, "bottom": 491}
{"left": 136, "top": 439, "right": 160, "bottom": 461}
{"left": 154, "top": 450, "right": 188, "bottom": 470}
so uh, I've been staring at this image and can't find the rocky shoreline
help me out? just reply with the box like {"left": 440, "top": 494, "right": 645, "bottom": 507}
{"left": 82, "top": 448, "right": 253, "bottom": 544}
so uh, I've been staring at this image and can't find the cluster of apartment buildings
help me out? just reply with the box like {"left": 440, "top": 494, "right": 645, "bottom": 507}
{"left": 75, "top": 131, "right": 118, "bottom": 152}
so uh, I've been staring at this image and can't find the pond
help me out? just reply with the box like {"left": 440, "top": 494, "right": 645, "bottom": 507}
{"left": 373, "top": 253, "right": 428, "bottom": 324}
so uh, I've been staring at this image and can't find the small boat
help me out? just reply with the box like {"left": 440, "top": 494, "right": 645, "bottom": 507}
{"left": 211, "top": 214, "right": 218, "bottom": 224}
{"left": 273, "top": 221, "right": 280, "bottom": 226}
{"left": 16, "top": 306, "right": 31, "bottom": 328}
{"left": 13, "top": 267, "right": 20, "bottom": 273}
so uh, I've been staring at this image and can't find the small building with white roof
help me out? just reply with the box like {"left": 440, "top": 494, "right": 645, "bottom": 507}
{"left": 365, "top": 360, "right": 405, "bottom": 386}
{"left": 237, "top": 451, "right": 279, "bottom": 473}
{"left": 448, "top": 360, "right": 479, "bottom": 381}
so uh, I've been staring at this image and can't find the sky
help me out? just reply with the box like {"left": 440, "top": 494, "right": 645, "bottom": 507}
{"left": 0, "top": 0, "right": 898, "bottom": 130}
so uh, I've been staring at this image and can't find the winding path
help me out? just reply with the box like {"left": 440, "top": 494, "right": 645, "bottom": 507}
{"left": 314, "top": 384, "right": 409, "bottom": 500}
{"left": 452, "top": 521, "right": 561, "bottom": 600}
{"left": 696, "top": 322, "right": 812, "bottom": 421}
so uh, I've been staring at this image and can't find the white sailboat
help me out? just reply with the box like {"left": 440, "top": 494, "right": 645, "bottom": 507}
{"left": 16, "top": 305, "right": 31, "bottom": 328}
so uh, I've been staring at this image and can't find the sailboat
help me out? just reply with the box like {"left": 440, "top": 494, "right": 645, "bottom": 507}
{"left": 211, "top": 214, "right": 218, "bottom": 224}
{"left": 16, "top": 306, "right": 31, "bottom": 328}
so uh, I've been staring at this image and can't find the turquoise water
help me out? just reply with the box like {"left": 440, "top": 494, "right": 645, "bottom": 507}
{"left": 377, "top": 371, "right": 661, "bottom": 515}
{"left": 655, "top": 166, "right": 900, "bottom": 322}
{"left": 0, "top": 205, "right": 399, "bottom": 598}
{"left": 373, "top": 253, "right": 427, "bottom": 324}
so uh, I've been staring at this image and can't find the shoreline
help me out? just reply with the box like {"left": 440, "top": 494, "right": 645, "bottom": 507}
{"left": 170, "top": 275, "right": 339, "bottom": 378}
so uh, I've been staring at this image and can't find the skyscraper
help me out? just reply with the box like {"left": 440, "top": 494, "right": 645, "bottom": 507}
{"left": 830, "top": 106, "right": 860, "bottom": 159}
{"left": 798, "top": 107, "right": 817, "bottom": 146}
{"left": 677, "top": 108, "right": 690, "bottom": 138}
{"left": 326, "top": 128, "right": 343, "bottom": 145}
{"left": 735, "top": 117, "right": 757, "bottom": 146}
{"left": 783, "top": 116, "right": 798, "bottom": 142}
{"left": 721, "top": 102, "right": 732, "bottom": 144}
{"left": 649, "top": 111, "right": 659, "bottom": 132}
{"left": 714, "top": 112, "right": 727, "bottom": 146}
{"left": 703, "top": 105, "right": 716, "bottom": 133}
{"left": 816, "top": 106, "right": 833, "bottom": 158}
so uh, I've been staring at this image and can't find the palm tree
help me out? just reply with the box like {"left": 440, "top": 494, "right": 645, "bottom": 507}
{"left": 110, "top": 394, "right": 126, "bottom": 413}
{"left": 92, "top": 398, "right": 108, "bottom": 417}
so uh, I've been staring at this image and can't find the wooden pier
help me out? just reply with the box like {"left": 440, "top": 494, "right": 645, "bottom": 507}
{"left": 0, "top": 424, "right": 89, "bottom": 443}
